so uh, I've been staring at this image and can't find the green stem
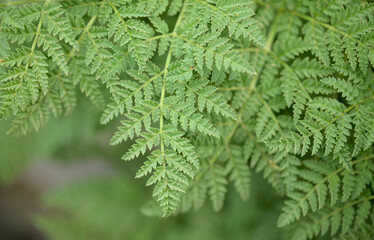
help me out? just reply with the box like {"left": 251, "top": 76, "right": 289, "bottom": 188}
{"left": 159, "top": 0, "right": 188, "bottom": 179}
{"left": 146, "top": 33, "right": 173, "bottom": 42}
{"left": 265, "top": 12, "right": 281, "bottom": 51}
{"left": 25, "top": 10, "right": 43, "bottom": 70}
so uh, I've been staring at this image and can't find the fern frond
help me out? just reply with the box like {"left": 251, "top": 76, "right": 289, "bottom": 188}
{"left": 193, "top": 0, "right": 265, "bottom": 46}
{"left": 288, "top": 194, "right": 374, "bottom": 240}
{"left": 206, "top": 163, "right": 227, "bottom": 212}
{"left": 177, "top": 79, "right": 237, "bottom": 120}
{"left": 110, "top": 100, "right": 160, "bottom": 145}
{"left": 266, "top": 96, "right": 374, "bottom": 169}
{"left": 334, "top": 223, "right": 374, "bottom": 240}
{"left": 278, "top": 154, "right": 374, "bottom": 228}
{"left": 2, "top": 0, "right": 374, "bottom": 225}
{"left": 163, "top": 96, "right": 220, "bottom": 138}
{"left": 225, "top": 144, "right": 250, "bottom": 200}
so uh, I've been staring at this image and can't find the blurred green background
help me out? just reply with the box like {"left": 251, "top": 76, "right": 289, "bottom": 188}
{"left": 0, "top": 98, "right": 282, "bottom": 240}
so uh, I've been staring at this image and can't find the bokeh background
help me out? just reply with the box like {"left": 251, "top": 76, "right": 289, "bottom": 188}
{"left": 0, "top": 97, "right": 282, "bottom": 240}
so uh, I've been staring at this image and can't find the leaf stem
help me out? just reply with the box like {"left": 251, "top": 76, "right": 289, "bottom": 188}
{"left": 159, "top": 0, "right": 188, "bottom": 147}
{"left": 157, "top": 1, "right": 188, "bottom": 203}
{"left": 146, "top": 33, "right": 173, "bottom": 42}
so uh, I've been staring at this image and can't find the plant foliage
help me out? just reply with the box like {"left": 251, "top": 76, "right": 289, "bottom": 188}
{"left": 1, "top": 0, "right": 374, "bottom": 238}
